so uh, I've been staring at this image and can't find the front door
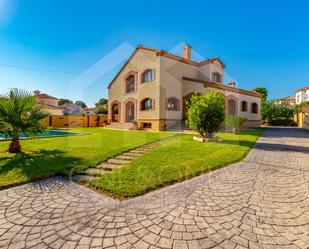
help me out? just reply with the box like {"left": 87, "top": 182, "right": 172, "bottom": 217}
{"left": 111, "top": 104, "right": 119, "bottom": 122}
{"left": 126, "top": 102, "right": 135, "bottom": 122}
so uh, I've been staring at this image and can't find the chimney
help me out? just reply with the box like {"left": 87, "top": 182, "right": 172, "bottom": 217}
{"left": 228, "top": 82, "right": 236, "bottom": 88}
{"left": 183, "top": 44, "right": 192, "bottom": 60}
{"left": 33, "top": 90, "right": 41, "bottom": 95}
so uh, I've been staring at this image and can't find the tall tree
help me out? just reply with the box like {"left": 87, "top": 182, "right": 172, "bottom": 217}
{"left": 59, "top": 98, "right": 73, "bottom": 106}
{"left": 95, "top": 105, "right": 108, "bottom": 114}
{"left": 263, "top": 101, "right": 295, "bottom": 126}
{"left": 253, "top": 87, "right": 268, "bottom": 101}
{"left": 75, "top": 100, "right": 87, "bottom": 108}
{"left": 95, "top": 98, "right": 108, "bottom": 107}
{"left": 0, "top": 89, "right": 49, "bottom": 153}
{"left": 253, "top": 87, "right": 268, "bottom": 121}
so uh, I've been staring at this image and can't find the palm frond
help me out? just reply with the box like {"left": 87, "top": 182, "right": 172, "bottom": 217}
{"left": 0, "top": 89, "right": 50, "bottom": 140}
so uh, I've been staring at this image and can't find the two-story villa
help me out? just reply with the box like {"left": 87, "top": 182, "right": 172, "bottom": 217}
{"left": 108, "top": 45, "right": 262, "bottom": 131}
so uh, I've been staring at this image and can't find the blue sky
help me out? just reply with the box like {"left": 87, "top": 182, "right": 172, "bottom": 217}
{"left": 0, "top": 0, "right": 309, "bottom": 106}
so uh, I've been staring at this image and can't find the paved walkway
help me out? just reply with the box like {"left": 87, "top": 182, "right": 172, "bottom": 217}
{"left": 0, "top": 128, "right": 308, "bottom": 249}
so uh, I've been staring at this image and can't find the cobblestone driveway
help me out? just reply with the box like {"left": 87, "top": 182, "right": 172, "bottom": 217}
{"left": 0, "top": 128, "right": 308, "bottom": 249}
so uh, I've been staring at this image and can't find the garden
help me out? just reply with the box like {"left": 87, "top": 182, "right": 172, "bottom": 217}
{"left": 0, "top": 89, "right": 263, "bottom": 197}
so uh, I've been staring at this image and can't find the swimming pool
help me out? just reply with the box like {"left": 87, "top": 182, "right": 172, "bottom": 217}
{"left": 0, "top": 130, "right": 80, "bottom": 140}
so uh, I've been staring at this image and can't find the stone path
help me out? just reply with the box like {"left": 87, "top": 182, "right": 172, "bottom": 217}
{"left": 0, "top": 128, "right": 309, "bottom": 249}
{"left": 72, "top": 136, "right": 177, "bottom": 182}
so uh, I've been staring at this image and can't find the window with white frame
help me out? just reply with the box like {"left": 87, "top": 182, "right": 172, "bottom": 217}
{"left": 141, "top": 69, "right": 154, "bottom": 83}
{"left": 212, "top": 73, "right": 222, "bottom": 83}
{"left": 141, "top": 98, "right": 153, "bottom": 110}
{"left": 167, "top": 97, "right": 179, "bottom": 111}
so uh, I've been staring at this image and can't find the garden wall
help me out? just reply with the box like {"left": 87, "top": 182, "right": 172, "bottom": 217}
{"left": 298, "top": 107, "right": 309, "bottom": 129}
{"left": 43, "top": 115, "right": 108, "bottom": 128}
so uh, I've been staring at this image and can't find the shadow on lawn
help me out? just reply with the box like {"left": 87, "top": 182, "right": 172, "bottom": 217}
{"left": 221, "top": 139, "right": 256, "bottom": 148}
{"left": 0, "top": 149, "right": 84, "bottom": 186}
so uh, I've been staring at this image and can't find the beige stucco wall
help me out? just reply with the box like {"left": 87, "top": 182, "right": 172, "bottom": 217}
{"left": 108, "top": 49, "right": 160, "bottom": 122}
{"left": 182, "top": 80, "right": 260, "bottom": 121}
{"left": 37, "top": 98, "right": 59, "bottom": 107}
{"left": 198, "top": 61, "right": 224, "bottom": 83}
{"left": 159, "top": 58, "right": 226, "bottom": 120}
{"left": 108, "top": 48, "right": 261, "bottom": 128}
{"left": 45, "top": 108, "right": 63, "bottom": 115}
{"left": 224, "top": 90, "right": 261, "bottom": 121}
{"left": 159, "top": 57, "right": 200, "bottom": 120}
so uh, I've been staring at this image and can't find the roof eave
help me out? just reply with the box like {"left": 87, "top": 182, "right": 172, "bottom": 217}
{"left": 182, "top": 77, "right": 263, "bottom": 98}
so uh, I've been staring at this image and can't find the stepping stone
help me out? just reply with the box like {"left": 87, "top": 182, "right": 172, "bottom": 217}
{"left": 84, "top": 168, "right": 109, "bottom": 176}
{"left": 122, "top": 152, "right": 140, "bottom": 157}
{"left": 72, "top": 175, "right": 99, "bottom": 182}
{"left": 130, "top": 150, "right": 148, "bottom": 154}
{"left": 107, "top": 158, "right": 131, "bottom": 164}
{"left": 127, "top": 150, "right": 144, "bottom": 155}
{"left": 97, "top": 163, "right": 122, "bottom": 170}
{"left": 115, "top": 155, "right": 134, "bottom": 160}
{"left": 143, "top": 146, "right": 156, "bottom": 149}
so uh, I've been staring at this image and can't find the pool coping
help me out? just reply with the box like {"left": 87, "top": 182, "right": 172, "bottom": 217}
{"left": 0, "top": 130, "right": 86, "bottom": 141}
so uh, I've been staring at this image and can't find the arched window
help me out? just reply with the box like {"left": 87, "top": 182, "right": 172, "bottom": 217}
{"left": 125, "top": 101, "right": 135, "bottom": 122}
{"left": 141, "top": 98, "right": 154, "bottom": 111}
{"left": 126, "top": 75, "right": 135, "bottom": 93}
{"left": 241, "top": 101, "right": 248, "bottom": 112}
{"left": 167, "top": 97, "right": 179, "bottom": 111}
{"left": 227, "top": 99, "right": 237, "bottom": 116}
{"left": 251, "top": 103, "right": 258, "bottom": 114}
{"left": 141, "top": 69, "right": 154, "bottom": 83}
{"left": 212, "top": 73, "right": 222, "bottom": 83}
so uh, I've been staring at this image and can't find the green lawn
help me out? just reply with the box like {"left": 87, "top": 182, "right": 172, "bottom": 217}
{"left": 0, "top": 128, "right": 173, "bottom": 189}
{"left": 90, "top": 129, "right": 264, "bottom": 198}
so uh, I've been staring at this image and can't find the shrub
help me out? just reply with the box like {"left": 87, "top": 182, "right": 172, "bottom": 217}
{"left": 186, "top": 91, "right": 225, "bottom": 138}
{"left": 225, "top": 115, "right": 248, "bottom": 134}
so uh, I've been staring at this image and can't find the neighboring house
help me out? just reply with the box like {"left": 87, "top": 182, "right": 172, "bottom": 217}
{"left": 274, "top": 96, "right": 296, "bottom": 107}
{"left": 108, "top": 45, "right": 262, "bottom": 131}
{"left": 34, "top": 90, "right": 63, "bottom": 115}
{"left": 295, "top": 87, "right": 309, "bottom": 105}
{"left": 60, "top": 103, "right": 83, "bottom": 115}
{"left": 83, "top": 107, "right": 96, "bottom": 115}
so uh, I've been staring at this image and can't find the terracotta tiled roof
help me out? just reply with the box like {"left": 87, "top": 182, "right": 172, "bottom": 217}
{"left": 183, "top": 77, "right": 263, "bottom": 98}
{"left": 108, "top": 45, "right": 225, "bottom": 89}
{"left": 295, "top": 86, "right": 309, "bottom": 94}
{"left": 35, "top": 93, "right": 59, "bottom": 100}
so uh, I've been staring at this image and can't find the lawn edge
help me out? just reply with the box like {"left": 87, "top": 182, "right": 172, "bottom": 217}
{"left": 88, "top": 129, "right": 265, "bottom": 199}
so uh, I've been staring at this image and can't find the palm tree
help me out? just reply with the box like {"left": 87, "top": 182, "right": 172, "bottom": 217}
{"left": 0, "top": 89, "right": 50, "bottom": 153}
{"left": 225, "top": 115, "right": 248, "bottom": 134}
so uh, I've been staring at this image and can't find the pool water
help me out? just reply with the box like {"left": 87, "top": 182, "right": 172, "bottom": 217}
{"left": 0, "top": 130, "right": 80, "bottom": 140}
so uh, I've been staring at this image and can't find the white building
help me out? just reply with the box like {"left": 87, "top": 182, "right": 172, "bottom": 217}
{"left": 295, "top": 87, "right": 309, "bottom": 105}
